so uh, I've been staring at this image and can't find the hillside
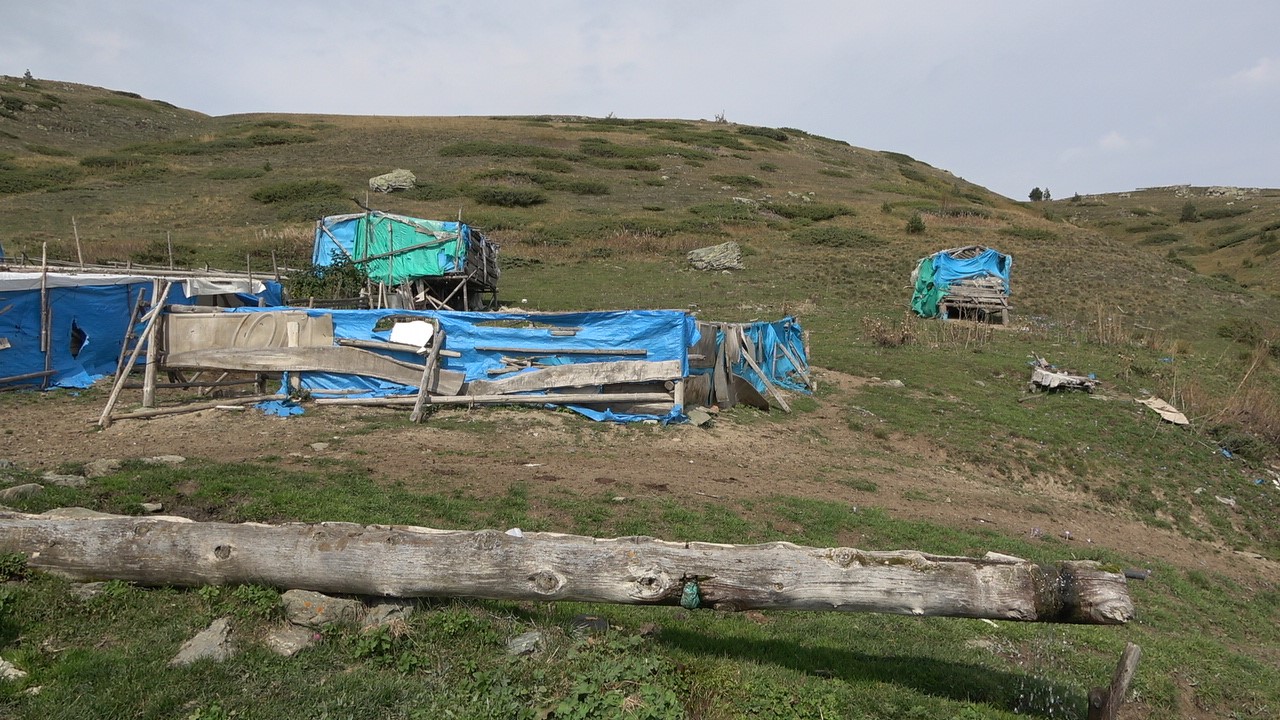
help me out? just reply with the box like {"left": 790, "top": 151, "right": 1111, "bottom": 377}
{"left": 2, "top": 76, "right": 1280, "bottom": 719}
{"left": 1050, "top": 186, "right": 1280, "bottom": 291}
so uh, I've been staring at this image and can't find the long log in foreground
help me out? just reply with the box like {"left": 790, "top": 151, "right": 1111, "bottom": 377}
{"left": 0, "top": 511, "right": 1133, "bottom": 624}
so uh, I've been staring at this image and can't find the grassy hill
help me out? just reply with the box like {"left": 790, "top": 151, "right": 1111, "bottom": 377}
{"left": 2, "top": 76, "right": 1279, "bottom": 719}
{"left": 1050, "top": 186, "right": 1280, "bottom": 291}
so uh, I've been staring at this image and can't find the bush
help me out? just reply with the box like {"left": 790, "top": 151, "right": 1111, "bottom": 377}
{"left": 465, "top": 186, "right": 547, "bottom": 207}
{"left": 736, "top": 125, "right": 788, "bottom": 142}
{"left": 206, "top": 167, "right": 268, "bottom": 180}
{"left": 251, "top": 179, "right": 345, "bottom": 204}
{"left": 1141, "top": 231, "right": 1183, "bottom": 245}
{"left": 792, "top": 226, "right": 880, "bottom": 248}
{"left": 438, "top": 141, "right": 567, "bottom": 159}
{"left": 709, "top": 174, "right": 764, "bottom": 189}
{"left": 906, "top": 212, "right": 926, "bottom": 234}
{"left": 404, "top": 182, "right": 459, "bottom": 201}
{"left": 766, "top": 202, "right": 853, "bottom": 222}
{"left": 1180, "top": 202, "right": 1198, "bottom": 223}
{"left": 0, "top": 162, "right": 82, "bottom": 194}
{"left": 80, "top": 154, "right": 155, "bottom": 168}
{"left": 286, "top": 255, "right": 369, "bottom": 300}
{"left": 1199, "top": 206, "right": 1252, "bottom": 220}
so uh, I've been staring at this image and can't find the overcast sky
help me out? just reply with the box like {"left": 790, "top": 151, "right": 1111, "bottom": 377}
{"left": 4, "top": 1, "right": 1278, "bottom": 200}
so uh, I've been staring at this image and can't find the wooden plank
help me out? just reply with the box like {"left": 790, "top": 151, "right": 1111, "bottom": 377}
{"left": 107, "top": 394, "right": 288, "bottom": 421}
{"left": 335, "top": 337, "right": 461, "bottom": 358}
{"left": 473, "top": 346, "right": 648, "bottom": 356}
{"left": 164, "top": 311, "right": 334, "bottom": 355}
{"left": 410, "top": 324, "right": 445, "bottom": 423}
{"left": 466, "top": 359, "right": 683, "bottom": 396}
{"left": 0, "top": 511, "right": 1135, "bottom": 624}
{"left": 164, "top": 346, "right": 449, "bottom": 388}
{"left": 316, "top": 391, "right": 674, "bottom": 407}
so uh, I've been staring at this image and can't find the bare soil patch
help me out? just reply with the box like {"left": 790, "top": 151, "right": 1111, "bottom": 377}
{"left": 5, "top": 368, "right": 1275, "bottom": 584}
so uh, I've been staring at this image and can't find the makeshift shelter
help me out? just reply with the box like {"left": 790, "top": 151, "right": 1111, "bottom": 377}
{"left": 0, "top": 271, "right": 282, "bottom": 389}
{"left": 910, "top": 246, "right": 1012, "bottom": 324}
{"left": 111, "top": 304, "right": 813, "bottom": 424}
{"left": 685, "top": 317, "right": 813, "bottom": 412}
{"left": 312, "top": 211, "right": 500, "bottom": 311}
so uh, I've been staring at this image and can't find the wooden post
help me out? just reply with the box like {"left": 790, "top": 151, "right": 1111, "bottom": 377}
{"left": 39, "top": 243, "right": 51, "bottom": 389}
{"left": 166, "top": 231, "right": 174, "bottom": 270}
{"left": 98, "top": 281, "right": 171, "bottom": 428}
{"left": 0, "top": 511, "right": 1136, "bottom": 624}
{"left": 410, "top": 322, "right": 444, "bottom": 423}
{"left": 72, "top": 216, "right": 84, "bottom": 268}
{"left": 141, "top": 279, "right": 162, "bottom": 408}
{"left": 1088, "top": 642, "right": 1142, "bottom": 720}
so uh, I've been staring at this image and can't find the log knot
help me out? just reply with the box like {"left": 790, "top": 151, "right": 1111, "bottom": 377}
{"left": 213, "top": 544, "right": 232, "bottom": 560}
{"left": 628, "top": 567, "right": 675, "bottom": 601}
{"left": 528, "top": 569, "right": 566, "bottom": 596}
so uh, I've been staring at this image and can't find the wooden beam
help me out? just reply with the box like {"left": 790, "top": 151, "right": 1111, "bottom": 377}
{"left": 316, "top": 391, "right": 674, "bottom": 407}
{"left": 474, "top": 346, "right": 648, "bottom": 356}
{"left": 466, "top": 359, "right": 683, "bottom": 396}
{"left": 163, "top": 346, "right": 463, "bottom": 393}
{"left": 0, "top": 512, "right": 1134, "bottom": 624}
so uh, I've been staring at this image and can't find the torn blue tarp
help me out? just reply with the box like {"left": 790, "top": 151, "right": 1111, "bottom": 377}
{"left": 734, "top": 317, "right": 811, "bottom": 394}
{"left": 0, "top": 273, "right": 283, "bottom": 389}
{"left": 224, "top": 307, "right": 699, "bottom": 423}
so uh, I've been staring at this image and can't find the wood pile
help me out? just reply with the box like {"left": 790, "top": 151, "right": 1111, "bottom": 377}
{"left": 940, "top": 275, "right": 1010, "bottom": 324}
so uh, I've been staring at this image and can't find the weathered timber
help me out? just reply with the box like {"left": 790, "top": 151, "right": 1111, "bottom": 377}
{"left": 314, "top": 391, "right": 674, "bottom": 407}
{"left": 164, "top": 346, "right": 464, "bottom": 393}
{"left": 336, "top": 337, "right": 461, "bottom": 358}
{"left": 1088, "top": 642, "right": 1142, "bottom": 720}
{"left": 465, "top": 359, "right": 683, "bottom": 396}
{"left": 105, "top": 394, "right": 288, "bottom": 422}
{"left": 0, "top": 511, "right": 1134, "bottom": 623}
{"left": 473, "top": 346, "right": 648, "bottom": 356}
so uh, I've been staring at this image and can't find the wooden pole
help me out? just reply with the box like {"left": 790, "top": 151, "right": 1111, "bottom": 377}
{"left": 105, "top": 393, "right": 287, "bottom": 422}
{"left": 141, "top": 280, "right": 162, "bottom": 408}
{"left": 166, "top": 231, "right": 174, "bottom": 270}
{"left": 39, "top": 243, "right": 51, "bottom": 390}
{"left": 1088, "top": 642, "right": 1142, "bottom": 720}
{"left": 0, "top": 511, "right": 1135, "bottom": 624}
{"left": 98, "top": 281, "right": 171, "bottom": 428}
{"left": 410, "top": 322, "right": 444, "bottom": 423}
{"left": 72, "top": 216, "right": 84, "bottom": 268}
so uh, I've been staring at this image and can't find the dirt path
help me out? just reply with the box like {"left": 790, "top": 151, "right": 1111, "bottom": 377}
{"left": 5, "top": 368, "right": 1276, "bottom": 584}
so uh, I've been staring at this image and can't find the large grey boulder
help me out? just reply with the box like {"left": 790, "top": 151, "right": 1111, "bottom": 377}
{"left": 369, "top": 169, "right": 416, "bottom": 193}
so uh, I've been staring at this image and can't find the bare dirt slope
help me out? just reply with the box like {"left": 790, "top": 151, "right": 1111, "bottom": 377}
{"left": 6, "top": 368, "right": 1275, "bottom": 584}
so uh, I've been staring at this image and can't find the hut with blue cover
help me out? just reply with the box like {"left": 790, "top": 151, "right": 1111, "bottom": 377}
{"left": 910, "top": 245, "right": 1012, "bottom": 324}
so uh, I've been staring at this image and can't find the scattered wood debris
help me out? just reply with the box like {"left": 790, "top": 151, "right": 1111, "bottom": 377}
{"left": 1028, "top": 357, "right": 1096, "bottom": 392}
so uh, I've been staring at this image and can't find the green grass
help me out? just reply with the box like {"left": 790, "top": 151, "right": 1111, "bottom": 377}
{"left": 2, "top": 459, "right": 1276, "bottom": 719}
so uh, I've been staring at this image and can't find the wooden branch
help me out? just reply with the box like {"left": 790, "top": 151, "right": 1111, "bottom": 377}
{"left": 0, "top": 512, "right": 1134, "bottom": 623}
{"left": 410, "top": 323, "right": 444, "bottom": 423}
{"left": 105, "top": 394, "right": 288, "bottom": 422}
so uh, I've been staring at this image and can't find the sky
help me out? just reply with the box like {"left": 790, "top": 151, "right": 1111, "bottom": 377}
{"left": 3, "top": 1, "right": 1278, "bottom": 200}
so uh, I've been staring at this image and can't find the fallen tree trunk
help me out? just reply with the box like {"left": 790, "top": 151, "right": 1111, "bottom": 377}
{"left": 0, "top": 511, "right": 1133, "bottom": 624}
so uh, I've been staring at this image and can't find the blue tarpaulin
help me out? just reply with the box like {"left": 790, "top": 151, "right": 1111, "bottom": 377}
{"left": 224, "top": 306, "right": 699, "bottom": 423}
{"left": 911, "top": 246, "right": 1011, "bottom": 318}
{"left": 0, "top": 273, "right": 283, "bottom": 389}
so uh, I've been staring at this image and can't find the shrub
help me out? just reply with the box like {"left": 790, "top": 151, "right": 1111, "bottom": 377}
{"left": 819, "top": 168, "right": 853, "bottom": 178}
{"left": 0, "top": 162, "right": 82, "bottom": 194}
{"left": 1199, "top": 206, "right": 1252, "bottom": 220}
{"left": 251, "top": 179, "right": 344, "bottom": 204}
{"left": 245, "top": 131, "right": 318, "bottom": 147}
{"left": 766, "top": 202, "right": 853, "bottom": 222}
{"left": 24, "top": 144, "right": 72, "bottom": 157}
{"left": 404, "top": 182, "right": 459, "bottom": 201}
{"left": 438, "top": 141, "right": 567, "bottom": 159}
{"left": 80, "top": 154, "right": 155, "bottom": 169}
{"left": 206, "top": 166, "right": 268, "bottom": 180}
{"left": 792, "top": 226, "right": 880, "bottom": 248}
{"left": 286, "top": 255, "right": 369, "bottom": 300}
{"left": 758, "top": 162, "right": 779, "bottom": 172}
{"left": 1180, "top": 202, "right": 1198, "bottom": 222}
{"left": 709, "top": 174, "right": 764, "bottom": 189}
{"left": 736, "top": 125, "right": 788, "bottom": 142}
{"left": 274, "top": 198, "right": 353, "bottom": 222}
{"left": 465, "top": 186, "right": 547, "bottom": 207}
{"left": 1141, "top": 231, "right": 1183, "bottom": 246}
{"left": 906, "top": 212, "right": 926, "bottom": 234}
{"left": 862, "top": 316, "right": 917, "bottom": 347}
